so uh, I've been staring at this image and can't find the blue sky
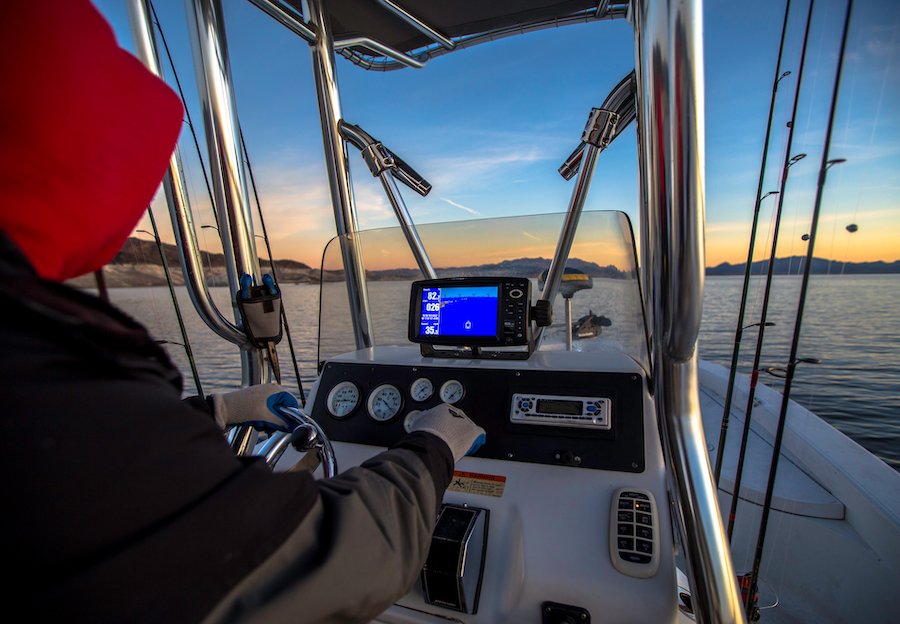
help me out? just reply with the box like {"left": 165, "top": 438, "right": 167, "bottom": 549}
{"left": 95, "top": 0, "right": 899, "bottom": 267}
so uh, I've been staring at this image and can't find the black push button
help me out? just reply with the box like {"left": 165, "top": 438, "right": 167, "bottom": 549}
{"left": 621, "top": 552, "right": 652, "bottom": 564}
{"left": 636, "top": 513, "right": 652, "bottom": 526}
{"left": 617, "top": 537, "right": 634, "bottom": 551}
{"left": 636, "top": 526, "right": 653, "bottom": 540}
{"left": 635, "top": 501, "right": 652, "bottom": 512}
{"left": 618, "top": 498, "right": 634, "bottom": 510}
{"left": 617, "top": 511, "right": 634, "bottom": 522}
{"left": 623, "top": 491, "right": 649, "bottom": 500}
{"left": 617, "top": 523, "right": 634, "bottom": 536}
{"left": 636, "top": 539, "right": 653, "bottom": 554}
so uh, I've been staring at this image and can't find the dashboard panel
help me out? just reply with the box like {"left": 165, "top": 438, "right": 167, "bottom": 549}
{"left": 282, "top": 347, "right": 677, "bottom": 623}
{"left": 311, "top": 356, "right": 646, "bottom": 473}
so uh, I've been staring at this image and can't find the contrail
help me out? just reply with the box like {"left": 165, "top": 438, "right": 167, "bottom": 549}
{"left": 439, "top": 197, "right": 480, "bottom": 215}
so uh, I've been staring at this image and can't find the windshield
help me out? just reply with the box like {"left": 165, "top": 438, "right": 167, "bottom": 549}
{"left": 317, "top": 210, "right": 648, "bottom": 369}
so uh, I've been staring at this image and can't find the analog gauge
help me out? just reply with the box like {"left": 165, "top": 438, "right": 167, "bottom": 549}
{"left": 440, "top": 379, "right": 465, "bottom": 404}
{"left": 367, "top": 384, "right": 404, "bottom": 422}
{"left": 326, "top": 381, "right": 360, "bottom": 419}
{"left": 410, "top": 377, "right": 434, "bottom": 402}
{"left": 403, "top": 412, "right": 416, "bottom": 434}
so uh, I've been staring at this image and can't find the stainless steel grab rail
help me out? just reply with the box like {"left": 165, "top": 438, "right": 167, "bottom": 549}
{"left": 333, "top": 37, "right": 425, "bottom": 70}
{"left": 534, "top": 72, "right": 635, "bottom": 347}
{"left": 127, "top": 0, "right": 247, "bottom": 347}
{"left": 375, "top": 0, "right": 455, "bottom": 50}
{"left": 632, "top": 0, "right": 745, "bottom": 621}
{"left": 338, "top": 121, "right": 437, "bottom": 280}
{"left": 188, "top": 0, "right": 269, "bottom": 453}
{"left": 246, "top": 0, "right": 315, "bottom": 41}
{"left": 307, "top": 0, "right": 375, "bottom": 350}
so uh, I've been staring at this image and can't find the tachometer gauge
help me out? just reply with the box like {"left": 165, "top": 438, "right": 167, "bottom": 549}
{"left": 367, "top": 384, "right": 403, "bottom": 422}
{"left": 326, "top": 381, "right": 360, "bottom": 419}
{"left": 410, "top": 377, "right": 434, "bottom": 402}
{"left": 440, "top": 379, "right": 465, "bottom": 404}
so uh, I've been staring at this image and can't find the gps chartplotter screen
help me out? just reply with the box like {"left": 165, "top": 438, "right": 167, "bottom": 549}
{"left": 409, "top": 277, "right": 531, "bottom": 348}
{"left": 418, "top": 285, "right": 499, "bottom": 338}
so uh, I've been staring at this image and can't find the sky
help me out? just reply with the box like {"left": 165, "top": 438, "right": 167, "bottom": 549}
{"left": 95, "top": 0, "right": 899, "bottom": 269}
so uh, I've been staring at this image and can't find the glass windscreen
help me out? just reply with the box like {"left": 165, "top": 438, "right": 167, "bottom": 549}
{"left": 317, "top": 211, "right": 648, "bottom": 368}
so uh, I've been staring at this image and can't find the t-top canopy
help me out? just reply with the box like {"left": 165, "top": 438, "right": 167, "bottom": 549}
{"left": 284, "top": 0, "right": 626, "bottom": 69}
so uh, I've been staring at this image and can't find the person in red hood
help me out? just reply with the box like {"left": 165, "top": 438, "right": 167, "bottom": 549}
{"left": 0, "top": 2, "right": 483, "bottom": 622}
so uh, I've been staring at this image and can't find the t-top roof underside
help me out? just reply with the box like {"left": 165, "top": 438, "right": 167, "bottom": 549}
{"left": 281, "top": 0, "right": 628, "bottom": 70}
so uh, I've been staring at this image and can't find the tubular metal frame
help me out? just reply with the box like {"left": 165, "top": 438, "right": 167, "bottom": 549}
{"left": 248, "top": 0, "right": 628, "bottom": 71}
{"left": 632, "top": 0, "right": 745, "bottom": 622}
{"left": 535, "top": 73, "right": 635, "bottom": 347}
{"left": 244, "top": 0, "right": 627, "bottom": 72}
{"left": 137, "top": 1, "right": 743, "bottom": 617}
{"left": 339, "top": 6, "right": 629, "bottom": 71}
{"left": 338, "top": 121, "right": 437, "bottom": 280}
{"left": 127, "top": 0, "right": 248, "bottom": 348}
{"left": 246, "top": 0, "right": 314, "bottom": 40}
{"left": 186, "top": 0, "right": 263, "bottom": 299}
{"left": 375, "top": 0, "right": 455, "bottom": 49}
{"left": 307, "top": 0, "right": 375, "bottom": 350}
{"left": 185, "top": 0, "right": 271, "bottom": 453}
{"left": 378, "top": 172, "right": 436, "bottom": 278}
{"left": 333, "top": 37, "right": 425, "bottom": 69}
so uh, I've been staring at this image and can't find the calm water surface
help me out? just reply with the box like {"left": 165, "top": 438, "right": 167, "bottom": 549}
{"left": 109, "top": 274, "right": 899, "bottom": 471}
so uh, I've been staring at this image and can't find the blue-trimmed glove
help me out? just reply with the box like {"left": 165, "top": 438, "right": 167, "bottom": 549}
{"left": 404, "top": 404, "right": 486, "bottom": 463}
{"left": 211, "top": 383, "right": 300, "bottom": 432}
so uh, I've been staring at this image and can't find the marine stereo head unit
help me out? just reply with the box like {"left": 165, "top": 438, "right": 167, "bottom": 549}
{"left": 409, "top": 277, "right": 550, "bottom": 359}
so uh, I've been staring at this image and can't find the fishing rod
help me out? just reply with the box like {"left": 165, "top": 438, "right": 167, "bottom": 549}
{"left": 725, "top": 0, "right": 816, "bottom": 541}
{"left": 744, "top": 0, "right": 853, "bottom": 616}
{"left": 240, "top": 128, "right": 307, "bottom": 406}
{"left": 713, "top": 0, "right": 793, "bottom": 486}
{"left": 141, "top": 210, "right": 206, "bottom": 397}
{"left": 148, "top": 0, "right": 220, "bottom": 232}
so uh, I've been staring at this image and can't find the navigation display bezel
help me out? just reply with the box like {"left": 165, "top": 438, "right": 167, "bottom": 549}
{"left": 408, "top": 277, "right": 530, "bottom": 347}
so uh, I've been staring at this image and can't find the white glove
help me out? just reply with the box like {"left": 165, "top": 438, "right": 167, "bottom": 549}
{"left": 210, "top": 383, "right": 300, "bottom": 432}
{"left": 404, "top": 404, "right": 486, "bottom": 463}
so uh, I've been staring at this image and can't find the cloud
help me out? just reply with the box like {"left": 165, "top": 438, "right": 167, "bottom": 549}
{"left": 521, "top": 230, "right": 541, "bottom": 240}
{"left": 425, "top": 144, "right": 549, "bottom": 190}
{"left": 866, "top": 37, "right": 897, "bottom": 57}
{"left": 439, "top": 197, "right": 481, "bottom": 215}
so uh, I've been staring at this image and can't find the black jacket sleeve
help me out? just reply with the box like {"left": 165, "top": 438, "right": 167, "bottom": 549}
{"left": 0, "top": 259, "right": 453, "bottom": 624}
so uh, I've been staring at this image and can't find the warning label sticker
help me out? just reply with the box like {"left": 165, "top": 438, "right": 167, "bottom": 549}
{"left": 447, "top": 470, "right": 507, "bottom": 498}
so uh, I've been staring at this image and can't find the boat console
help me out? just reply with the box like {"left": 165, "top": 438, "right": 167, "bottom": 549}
{"left": 276, "top": 343, "right": 677, "bottom": 621}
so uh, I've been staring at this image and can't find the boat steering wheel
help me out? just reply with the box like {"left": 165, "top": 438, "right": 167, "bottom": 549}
{"left": 258, "top": 406, "right": 338, "bottom": 478}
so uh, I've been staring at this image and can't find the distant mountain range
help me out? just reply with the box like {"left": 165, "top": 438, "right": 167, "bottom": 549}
{"left": 66, "top": 237, "right": 320, "bottom": 288}
{"left": 367, "top": 257, "right": 630, "bottom": 281}
{"left": 65, "top": 238, "right": 897, "bottom": 288}
{"left": 707, "top": 256, "right": 900, "bottom": 276}
{"left": 66, "top": 238, "right": 631, "bottom": 288}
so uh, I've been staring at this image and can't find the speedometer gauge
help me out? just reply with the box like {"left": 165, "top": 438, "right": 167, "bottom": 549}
{"left": 440, "top": 379, "right": 465, "bottom": 404}
{"left": 326, "top": 381, "right": 360, "bottom": 419}
{"left": 367, "top": 384, "right": 403, "bottom": 422}
{"left": 410, "top": 377, "right": 434, "bottom": 402}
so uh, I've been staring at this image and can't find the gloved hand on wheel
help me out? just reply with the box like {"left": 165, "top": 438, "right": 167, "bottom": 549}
{"left": 210, "top": 383, "right": 300, "bottom": 432}
{"left": 404, "top": 403, "right": 486, "bottom": 463}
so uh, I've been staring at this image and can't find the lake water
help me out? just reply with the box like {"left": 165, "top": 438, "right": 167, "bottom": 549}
{"left": 109, "top": 274, "right": 900, "bottom": 472}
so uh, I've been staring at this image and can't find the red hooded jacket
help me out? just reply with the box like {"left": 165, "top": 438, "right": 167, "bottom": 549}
{"left": 0, "top": 0, "right": 182, "bottom": 281}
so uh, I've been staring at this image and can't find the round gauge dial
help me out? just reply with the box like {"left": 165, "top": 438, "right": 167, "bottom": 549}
{"left": 439, "top": 379, "right": 465, "bottom": 404}
{"left": 410, "top": 377, "right": 434, "bottom": 402}
{"left": 326, "top": 381, "right": 360, "bottom": 419}
{"left": 367, "top": 384, "right": 403, "bottom": 422}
